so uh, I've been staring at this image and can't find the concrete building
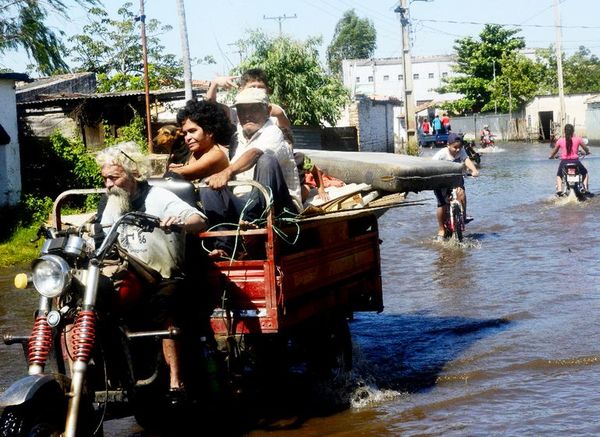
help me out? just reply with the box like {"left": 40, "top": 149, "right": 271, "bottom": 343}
{"left": 0, "top": 72, "right": 30, "bottom": 207}
{"left": 524, "top": 93, "right": 596, "bottom": 140}
{"left": 342, "top": 55, "right": 462, "bottom": 105}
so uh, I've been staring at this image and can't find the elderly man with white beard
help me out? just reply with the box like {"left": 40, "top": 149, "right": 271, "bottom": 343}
{"left": 95, "top": 141, "right": 207, "bottom": 405}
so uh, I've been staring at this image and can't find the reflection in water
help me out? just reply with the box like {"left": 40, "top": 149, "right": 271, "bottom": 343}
{"left": 1, "top": 143, "right": 600, "bottom": 435}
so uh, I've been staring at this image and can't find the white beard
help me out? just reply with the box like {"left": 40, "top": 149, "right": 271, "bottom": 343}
{"left": 101, "top": 187, "right": 131, "bottom": 225}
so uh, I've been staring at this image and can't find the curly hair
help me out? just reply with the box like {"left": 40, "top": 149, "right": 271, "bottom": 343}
{"left": 176, "top": 100, "right": 234, "bottom": 145}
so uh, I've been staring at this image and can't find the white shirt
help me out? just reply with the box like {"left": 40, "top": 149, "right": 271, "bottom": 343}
{"left": 432, "top": 147, "right": 469, "bottom": 163}
{"left": 231, "top": 119, "right": 302, "bottom": 212}
{"left": 100, "top": 186, "right": 205, "bottom": 278}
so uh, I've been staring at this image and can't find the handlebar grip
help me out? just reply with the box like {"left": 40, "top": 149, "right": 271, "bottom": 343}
{"left": 167, "top": 223, "right": 185, "bottom": 233}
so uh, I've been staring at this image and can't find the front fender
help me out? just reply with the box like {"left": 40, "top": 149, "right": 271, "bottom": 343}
{"left": 0, "top": 373, "right": 71, "bottom": 407}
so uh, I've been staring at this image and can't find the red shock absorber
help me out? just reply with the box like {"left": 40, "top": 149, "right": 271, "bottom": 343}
{"left": 71, "top": 310, "right": 97, "bottom": 362}
{"left": 28, "top": 314, "right": 53, "bottom": 366}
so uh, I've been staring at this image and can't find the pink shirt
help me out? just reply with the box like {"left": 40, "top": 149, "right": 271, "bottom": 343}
{"left": 556, "top": 136, "right": 584, "bottom": 159}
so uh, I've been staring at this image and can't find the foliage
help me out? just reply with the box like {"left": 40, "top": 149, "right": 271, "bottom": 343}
{"left": 69, "top": 3, "right": 214, "bottom": 92}
{"left": 535, "top": 46, "right": 600, "bottom": 95}
{"left": 484, "top": 52, "right": 544, "bottom": 113}
{"left": 0, "top": 0, "right": 98, "bottom": 75}
{"left": 49, "top": 131, "right": 103, "bottom": 189}
{"left": 22, "top": 194, "right": 54, "bottom": 225}
{"left": 0, "top": 224, "right": 43, "bottom": 266}
{"left": 234, "top": 30, "right": 350, "bottom": 127}
{"left": 102, "top": 112, "right": 147, "bottom": 152}
{"left": 327, "top": 9, "right": 376, "bottom": 77}
{"left": 438, "top": 24, "right": 526, "bottom": 113}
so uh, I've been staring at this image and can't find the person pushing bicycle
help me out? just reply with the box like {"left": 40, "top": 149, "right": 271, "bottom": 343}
{"left": 432, "top": 133, "right": 480, "bottom": 240}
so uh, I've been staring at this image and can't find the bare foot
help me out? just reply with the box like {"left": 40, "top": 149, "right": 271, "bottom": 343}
{"left": 239, "top": 220, "right": 259, "bottom": 230}
{"left": 208, "top": 248, "right": 230, "bottom": 259}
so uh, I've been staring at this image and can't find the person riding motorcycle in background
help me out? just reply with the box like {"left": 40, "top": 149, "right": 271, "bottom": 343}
{"left": 548, "top": 123, "right": 591, "bottom": 195}
{"left": 479, "top": 125, "right": 494, "bottom": 147}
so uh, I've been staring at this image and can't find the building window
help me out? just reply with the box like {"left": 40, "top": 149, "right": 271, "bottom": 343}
{"left": 413, "top": 73, "right": 419, "bottom": 80}
{"left": 398, "top": 74, "right": 403, "bottom": 80}
{"left": 428, "top": 72, "right": 434, "bottom": 79}
{"left": 442, "top": 72, "right": 448, "bottom": 78}
{"left": 383, "top": 75, "right": 389, "bottom": 81}
{"left": 368, "top": 76, "right": 373, "bottom": 82}
{"left": 355, "top": 76, "right": 360, "bottom": 83}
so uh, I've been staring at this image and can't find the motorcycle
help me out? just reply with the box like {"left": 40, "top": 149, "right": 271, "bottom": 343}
{"left": 557, "top": 160, "right": 592, "bottom": 201}
{"left": 480, "top": 134, "right": 495, "bottom": 148}
{"left": 0, "top": 210, "right": 225, "bottom": 436}
{"left": 464, "top": 140, "right": 481, "bottom": 167}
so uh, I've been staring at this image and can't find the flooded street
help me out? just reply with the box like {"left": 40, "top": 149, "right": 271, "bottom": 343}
{"left": 2, "top": 141, "right": 600, "bottom": 435}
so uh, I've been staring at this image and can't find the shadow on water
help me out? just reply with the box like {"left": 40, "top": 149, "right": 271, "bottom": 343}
{"left": 351, "top": 312, "right": 511, "bottom": 393}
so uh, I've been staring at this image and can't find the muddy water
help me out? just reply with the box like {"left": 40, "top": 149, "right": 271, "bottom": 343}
{"left": 2, "top": 141, "right": 600, "bottom": 435}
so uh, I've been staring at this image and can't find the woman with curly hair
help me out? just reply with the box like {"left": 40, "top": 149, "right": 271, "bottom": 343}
{"left": 168, "top": 100, "right": 234, "bottom": 182}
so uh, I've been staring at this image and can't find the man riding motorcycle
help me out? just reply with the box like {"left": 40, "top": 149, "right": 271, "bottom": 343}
{"left": 95, "top": 141, "right": 207, "bottom": 403}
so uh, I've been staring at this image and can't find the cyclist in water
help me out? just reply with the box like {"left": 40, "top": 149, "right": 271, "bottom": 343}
{"left": 432, "top": 132, "right": 480, "bottom": 240}
{"left": 548, "top": 123, "right": 591, "bottom": 195}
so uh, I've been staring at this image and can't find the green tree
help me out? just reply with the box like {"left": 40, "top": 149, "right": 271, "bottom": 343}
{"left": 69, "top": 2, "right": 214, "bottom": 92}
{"left": 439, "top": 24, "right": 526, "bottom": 113}
{"left": 536, "top": 46, "right": 600, "bottom": 95}
{"left": 486, "top": 52, "right": 544, "bottom": 113}
{"left": 327, "top": 9, "right": 376, "bottom": 77}
{"left": 235, "top": 31, "right": 349, "bottom": 127}
{"left": 0, "top": 0, "right": 98, "bottom": 75}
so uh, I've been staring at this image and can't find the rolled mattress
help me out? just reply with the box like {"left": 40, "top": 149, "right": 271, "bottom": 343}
{"left": 298, "top": 149, "right": 463, "bottom": 193}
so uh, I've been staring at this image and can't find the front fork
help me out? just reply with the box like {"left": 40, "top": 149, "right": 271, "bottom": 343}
{"left": 64, "top": 259, "right": 100, "bottom": 437}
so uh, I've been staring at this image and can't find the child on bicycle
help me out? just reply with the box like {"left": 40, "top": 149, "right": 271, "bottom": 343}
{"left": 432, "top": 133, "right": 480, "bottom": 239}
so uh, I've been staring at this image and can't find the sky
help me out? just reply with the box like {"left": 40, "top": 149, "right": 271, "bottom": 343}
{"left": 2, "top": 0, "right": 600, "bottom": 80}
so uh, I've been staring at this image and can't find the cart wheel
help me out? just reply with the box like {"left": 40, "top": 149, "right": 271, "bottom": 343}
{"left": 308, "top": 315, "right": 352, "bottom": 383}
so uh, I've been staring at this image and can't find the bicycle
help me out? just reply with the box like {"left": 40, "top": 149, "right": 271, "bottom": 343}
{"left": 443, "top": 187, "right": 465, "bottom": 242}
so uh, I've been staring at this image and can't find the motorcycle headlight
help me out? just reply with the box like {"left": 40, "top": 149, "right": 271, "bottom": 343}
{"left": 32, "top": 255, "right": 72, "bottom": 298}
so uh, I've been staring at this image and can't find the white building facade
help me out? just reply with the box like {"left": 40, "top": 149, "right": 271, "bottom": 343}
{"left": 0, "top": 73, "right": 29, "bottom": 207}
{"left": 342, "top": 55, "right": 462, "bottom": 105}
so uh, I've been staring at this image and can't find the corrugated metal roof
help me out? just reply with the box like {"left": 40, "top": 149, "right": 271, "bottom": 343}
{"left": 0, "top": 72, "right": 31, "bottom": 82}
{"left": 17, "top": 87, "right": 205, "bottom": 107}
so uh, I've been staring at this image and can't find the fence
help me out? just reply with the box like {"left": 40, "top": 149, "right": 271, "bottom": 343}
{"left": 450, "top": 111, "right": 530, "bottom": 142}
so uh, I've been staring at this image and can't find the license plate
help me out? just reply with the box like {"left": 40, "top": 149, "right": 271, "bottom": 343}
{"left": 567, "top": 175, "right": 579, "bottom": 183}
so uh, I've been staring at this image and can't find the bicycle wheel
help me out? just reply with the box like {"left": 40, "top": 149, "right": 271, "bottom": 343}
{"left": 451, "top": 203, "right": 464, "bottom": 242}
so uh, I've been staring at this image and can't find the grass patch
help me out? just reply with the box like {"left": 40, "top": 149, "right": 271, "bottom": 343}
{"left": 0, "top": 224, "right": 42, "bottom": 267}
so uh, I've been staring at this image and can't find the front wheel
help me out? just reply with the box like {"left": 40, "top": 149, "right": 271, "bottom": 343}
{"left": 451, "top": 203, "right": 464, "bottom": 242}
{"left": 0, "top": 402, "right": 63, "bottom": 437}
{"left": 0, "top": 387, "right": 100, "bottom": 437}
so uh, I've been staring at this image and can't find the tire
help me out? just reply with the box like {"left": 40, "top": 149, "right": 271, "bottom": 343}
{"left": 451, "top": 204, "right": 464, "bottom": 242}
{"left": 0, "top": 400, "right": 63, "bottom": 437}
{"left": 0, "top": 386, "right": 100, "bottom": 437}
{"left": 307, "top": 315, "right": 352, "bottom": 384}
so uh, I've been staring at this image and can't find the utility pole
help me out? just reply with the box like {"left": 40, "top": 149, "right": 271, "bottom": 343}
{"left": 492, "top": 59, "right": 497, "bottom": 115}
{"left": 137, "top": 0, "right": 153, "bottom": 152}
{"left": 176, "top": 0, "right": 193, "bottom": 102}
{"left": 263, "top": 13, "right": 297, "bottom": 36}
{"left": 554, "top": 0, "right": 566, "bottom": 129}
{"left": 227, "top": 42, "right": 245, "bottom": 63}
{"left": 395, "top": 0, "right": 416, "bottom": 151}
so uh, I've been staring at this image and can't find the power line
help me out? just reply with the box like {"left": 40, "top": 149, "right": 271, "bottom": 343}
{"left": 413, "top": 17, "right": 600, "bottom": 29}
